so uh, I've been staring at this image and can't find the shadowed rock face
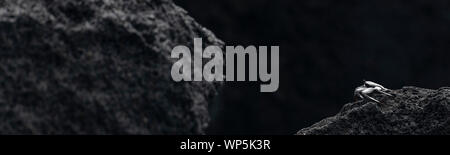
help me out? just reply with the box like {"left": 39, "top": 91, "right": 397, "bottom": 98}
{"left": 297, "top": 87, "right": 450, "bottom": 135}
{"left": 0, "top": 0, "right": 223, "bottom": 134}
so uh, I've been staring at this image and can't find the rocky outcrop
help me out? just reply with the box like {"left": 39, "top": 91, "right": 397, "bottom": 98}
{"left": 0, "top": 0, "right": 223, "bottom": 134}
{"left": 297, "top": 87, "right": 450, "bottom": 135}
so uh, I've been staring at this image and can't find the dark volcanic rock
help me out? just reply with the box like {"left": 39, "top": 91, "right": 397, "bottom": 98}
{"left": 0, "top": 0, "right": 223, "bottom": 134}
{"left": 297, "top": 87, "right": 450, "bottom": 135}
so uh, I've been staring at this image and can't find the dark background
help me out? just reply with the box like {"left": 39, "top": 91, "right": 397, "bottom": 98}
{"left": 174, "top": 0, "right": 450, "bottom": 134}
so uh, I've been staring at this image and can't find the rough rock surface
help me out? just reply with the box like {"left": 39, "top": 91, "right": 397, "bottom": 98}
{"left": 297, "top": 87, "right": 450, "bottom": 135}
{"left": 0, "top": 0, "right": 223, "bottom": 134}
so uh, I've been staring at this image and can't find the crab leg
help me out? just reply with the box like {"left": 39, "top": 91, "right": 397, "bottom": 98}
{"left": 377, "top": 90, "right": 393, "bottom": 97}
{"left": 362, "top": 93, "right": 380, "bottom": 103}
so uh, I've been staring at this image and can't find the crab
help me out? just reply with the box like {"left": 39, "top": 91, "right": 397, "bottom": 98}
{"left": 354, "top": 80, "right": 393, "bottom": 103}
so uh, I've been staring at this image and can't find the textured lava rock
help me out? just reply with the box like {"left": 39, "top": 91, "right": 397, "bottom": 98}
{"left": 297, "top": 87, "right": 450, "bottom": 135}
{"left": 0, "top": 0, "right": 223, "bottom": 134}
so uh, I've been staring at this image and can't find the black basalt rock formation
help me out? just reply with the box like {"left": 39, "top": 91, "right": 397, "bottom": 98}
{"left": 0, "top": 0, "right": 223, "bottom": 134}
{"left": 297, "top": 87, "right": 450, "bottom": 135}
